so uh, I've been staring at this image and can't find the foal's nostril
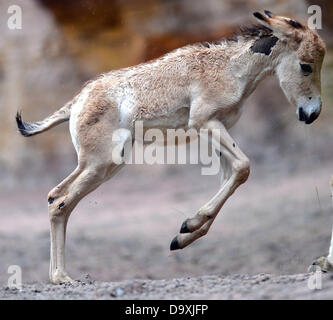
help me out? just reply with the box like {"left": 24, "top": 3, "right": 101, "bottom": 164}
{"left": 298, "top": 107, "right": 306, "bottom": 121}
{"left": 305, "top": 112, "right": 318, "bottom": 124}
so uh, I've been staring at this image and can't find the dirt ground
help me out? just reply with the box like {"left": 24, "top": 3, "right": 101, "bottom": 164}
{"left": 1, "top": 152, "right": 333, "bottom": 299}
{"left": 1, "top": 273, "right": 333, "bottom": 300}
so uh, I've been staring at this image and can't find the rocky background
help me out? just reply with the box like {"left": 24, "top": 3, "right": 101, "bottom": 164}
{"left": 1, "top": 0, "right": 333, "bottom": 299}
{"left": 0, "top": 0, "right": 332, "bottom": 186}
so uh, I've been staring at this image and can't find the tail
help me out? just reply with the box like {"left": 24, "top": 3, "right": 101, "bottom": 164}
{"left": 16, "top": 101, "right": 72, "bottom": 137}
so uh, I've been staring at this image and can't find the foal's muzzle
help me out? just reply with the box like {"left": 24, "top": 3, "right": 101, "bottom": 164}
{"left": 298, "top": 107, "right": 319, "bottom": 124}
{"left": 297, "top": 98, "right": 322, "bottom": 125}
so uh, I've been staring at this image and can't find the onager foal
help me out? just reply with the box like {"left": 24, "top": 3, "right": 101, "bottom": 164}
{"left": 16, "top": 11, "right": 326, "bottom": 284}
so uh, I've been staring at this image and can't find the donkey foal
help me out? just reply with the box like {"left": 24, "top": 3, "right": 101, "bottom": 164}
{"left": 16, "top": 11, "right": 326, "bottom": 284}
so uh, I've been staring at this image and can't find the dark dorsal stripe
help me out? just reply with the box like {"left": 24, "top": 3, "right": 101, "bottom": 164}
{"left": 198, "top": 24, "right": 272, "bottom": 47}
{"left": 238, "top": 24, "right": 272, "bottom": 38}
{"left": 250, "top": 35, "right": 278, "bottom": 55}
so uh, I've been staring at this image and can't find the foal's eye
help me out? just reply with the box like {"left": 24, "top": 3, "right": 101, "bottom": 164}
{"left": 300, "top": 63, "right": 312, "bottom": 75}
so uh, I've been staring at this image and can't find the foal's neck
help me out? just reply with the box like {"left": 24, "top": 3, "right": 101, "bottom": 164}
{"left": 240, "top": 53, "right": 276, "bottom": 99}
{"left": 217, "top": 29, "right": 283, "bottom": 99}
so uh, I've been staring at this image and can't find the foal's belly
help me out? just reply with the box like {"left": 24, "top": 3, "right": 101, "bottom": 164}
{"left": 132, "top": 103, "right": 243, "bottom": 146}
{"left": 142, "top": 107, "right": 190, "bottom": 129}
{"left": 137, "top": 107, "right": 192, "bottom": 145}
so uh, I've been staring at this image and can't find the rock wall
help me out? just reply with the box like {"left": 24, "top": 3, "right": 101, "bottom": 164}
{"left": 0, "top": 0, "right": 83, "bottom": 187}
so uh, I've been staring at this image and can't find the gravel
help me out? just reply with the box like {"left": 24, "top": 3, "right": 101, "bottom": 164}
{"left": 1, "top": 273, "right": 333, "bottom": 300}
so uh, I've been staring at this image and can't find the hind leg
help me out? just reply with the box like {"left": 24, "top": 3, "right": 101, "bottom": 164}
{"left": 47, "top": 129, "right": 129, "bottom": 284}
{"left": 48, "top": 161, "right": 122, "bottom": 284}
{"left": 48, "top": 166, "right": 82, "bottom": 284}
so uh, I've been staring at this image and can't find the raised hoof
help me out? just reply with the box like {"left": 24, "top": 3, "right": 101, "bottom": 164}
{"left": 170, "top": 236, "right": 181, "bottom": 251}
{"left": 180, "top": 220, "right": 191, "bottom": 233}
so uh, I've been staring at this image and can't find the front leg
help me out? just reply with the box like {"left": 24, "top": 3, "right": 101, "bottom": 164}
{"left": 308, "top": 176, "right": 333, "bottom": 272}
{"left": 170, "top": 120, "right": 250, "bottom": 250}
{"left": 312, "top": 224, "right": 333, "bottom": 272}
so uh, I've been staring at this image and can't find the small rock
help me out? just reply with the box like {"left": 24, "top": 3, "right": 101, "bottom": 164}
{"left": 260, "top": 275, "right": 270, "bottom": 282}
{"left": 115, "top": 288, "right": 124, "bottom": 296}
{"left": 84, "top": 274, "right": 95, "bottom": 284}
{"left": 175, "top": 280, "right": 184, "bottom": 288}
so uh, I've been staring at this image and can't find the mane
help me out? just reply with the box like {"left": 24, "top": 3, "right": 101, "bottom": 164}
{"left": 233, "top": 24, "right": 273, "bottom": 40}
{"left": 198, "top": 24, "right": 273, "bottom": 48}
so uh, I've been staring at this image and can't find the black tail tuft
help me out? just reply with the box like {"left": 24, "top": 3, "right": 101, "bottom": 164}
{"left": 16, "top": 112, "right": 34, "bottom": 137}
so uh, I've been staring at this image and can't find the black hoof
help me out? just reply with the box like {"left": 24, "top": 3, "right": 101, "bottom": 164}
{"left": 170, "top": 236, "right": 181, "bottom": 251}
{"left": 180, "top": 220, "right": 191, "bottom": 233}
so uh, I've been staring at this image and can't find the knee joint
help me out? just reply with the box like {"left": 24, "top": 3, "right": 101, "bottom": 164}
{"left": 233, "top": 159, "right": 250, "bottom": 184}
{"left": 48, "top": 192, "right": 66, "bottom": 219}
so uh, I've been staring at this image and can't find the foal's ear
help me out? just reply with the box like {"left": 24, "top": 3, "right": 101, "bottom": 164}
{"left": 253, "top": 11, "right": 270, "bottom": 24}
{"left": 253, "top": 10, "right": 304, "bottom": 38}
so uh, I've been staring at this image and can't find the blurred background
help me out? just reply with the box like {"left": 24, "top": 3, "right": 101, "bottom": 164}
{"left": 1, "top": 0, "right": 333, "bottom": 284}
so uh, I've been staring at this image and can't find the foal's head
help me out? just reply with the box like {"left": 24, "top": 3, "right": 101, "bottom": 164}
{"left": 253, "top": 11, "right": 326, "bottom": 124}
